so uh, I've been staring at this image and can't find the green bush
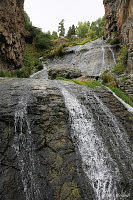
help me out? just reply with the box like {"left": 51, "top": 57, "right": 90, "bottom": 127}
{"left": 108, "top": 38, "right": 120, "bottom": 45}
{"left": 23, "top": 44, "right": 43, "bottom": 75}
{"left": 101, "top": 70, "right": 116, "bottom": 86}
{"left": 112, "top": 45, "right": 128, "bottom": 73}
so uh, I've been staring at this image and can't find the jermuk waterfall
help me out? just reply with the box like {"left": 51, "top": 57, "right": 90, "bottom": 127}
{"left": 58, "top": 83, "right": 133, "bottom": 200}
{"left": 0, "top": 38, "right": 132, "bottom": 200}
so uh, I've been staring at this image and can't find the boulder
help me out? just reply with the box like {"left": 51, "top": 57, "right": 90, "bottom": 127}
{"left": 48, "top": 64, "right": 82, "bottom": 79}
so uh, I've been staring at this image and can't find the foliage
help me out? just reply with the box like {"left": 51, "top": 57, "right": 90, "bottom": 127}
{"left": 52, "top": 31, "right": 58, "bottom": 39}
{"left": 48, "top": 43, "right": 69, "bottom": 58}
{"left": 108, "top": 38, "right": 120, "bottom": 45}
{"left": 76, "top": 21, "right": 89, "bottom": 38}
{"left": 47, "top": 38, "right": 91, "bottom": 58}
{"left": 67, "top": 25, "right": 76, "bottom": 39}
{"left": 73, "top": 78, "right": 101, "bottom": 88}
{"left": 101, "top": 70, "right": 116, "bottom": 86}
{"left": 56, "top": 77, "right": 101, "bottom": 88}
{"left": 76, "top": 17, "right": 105, "bottom": 39}
{"left": 23, "top": 44, "right": 43, "bottom": 75}
{"left": 58, "top": 19, "right": 65, "bottom": 37}
{"left": 112, "top": 45, "right": 128, "bottom": 73}
{"left": 105, "top": 84, "right": 133, "bottom": 107}
{"left": 24, "top": 11, "right": 54, "bottom": 51}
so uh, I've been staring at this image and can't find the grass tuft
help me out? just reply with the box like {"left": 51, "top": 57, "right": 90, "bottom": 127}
{"left": 56, "top": 77, "right": 101, "bottom": 88}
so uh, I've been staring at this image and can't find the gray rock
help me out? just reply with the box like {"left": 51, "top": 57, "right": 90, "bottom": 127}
{"left": 48, "top": 64, "right": 82, "bottom": 79}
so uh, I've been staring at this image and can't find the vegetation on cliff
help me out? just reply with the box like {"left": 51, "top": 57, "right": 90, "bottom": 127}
{"left": 112, "top": 45, "right": 128, "bottom": 74}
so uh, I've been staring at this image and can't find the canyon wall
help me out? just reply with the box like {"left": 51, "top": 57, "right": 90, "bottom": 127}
{"left": 103, "top": 0, "right": 133, "bottom": 73}
{"left": 0, "top": 0, "right": 25, "bottom": 70}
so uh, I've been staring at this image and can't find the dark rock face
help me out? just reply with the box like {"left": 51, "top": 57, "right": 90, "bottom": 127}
{"left": 0, "top": 78, "right": 132, "bottom": 200}
{"left": 0, "top": 78, "right": 89, "bottom": 200}
{"left": 48, "top": 64, "right": 82, "bottom": 79}
{"left": 103, "top": 0, "right": 133, "bottom": 74}
{"left": 0, "top": 0, "right": 25, "bottom": 70}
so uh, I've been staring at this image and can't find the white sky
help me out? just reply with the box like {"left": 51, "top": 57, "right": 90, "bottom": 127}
{"left": 24, "top": 0, "right": 105, "bottom": 34}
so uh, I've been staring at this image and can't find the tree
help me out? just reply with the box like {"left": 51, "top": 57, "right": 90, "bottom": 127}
{"left": 76, "top": 21, "right": 90, "bottom": 38}
{"left": 90, "top": 17, "right": 105, "bottom": 38}
{"left": 52, "top": 31, "right": 58, "bottom": 39}
{"left": 67, "top": 26, "right": 72, "bottom": 38}
{"left": 71, "top": 25, "right": 76, "bottom": 36}
{"left": 58, "top": 19, "right": 65, "bottom": 37}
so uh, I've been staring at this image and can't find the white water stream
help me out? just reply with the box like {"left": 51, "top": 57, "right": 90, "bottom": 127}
{"left": 109, "top": 46, "right": 117, "bottom": 65}
{"left": 59, "top": 85, "right": 133, "bottom": 200}
{"left": 12, "top": 97, "right": 41, "bottom": 200}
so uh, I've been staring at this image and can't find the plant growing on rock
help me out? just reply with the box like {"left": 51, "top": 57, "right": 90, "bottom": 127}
{"left": 112, "top": 45, "right": 128, "bottom": 74}
{"left": 101, "top": 70, "right": 116, "bottom": 86}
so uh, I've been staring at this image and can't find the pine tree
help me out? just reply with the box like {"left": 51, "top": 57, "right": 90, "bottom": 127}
{"left": 58, "top": 19, "right": 65, "bottom": 37}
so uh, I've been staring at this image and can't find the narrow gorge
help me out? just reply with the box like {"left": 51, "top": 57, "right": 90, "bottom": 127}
{"left": 0, "top": 0, "right": 133, "bottom": 200}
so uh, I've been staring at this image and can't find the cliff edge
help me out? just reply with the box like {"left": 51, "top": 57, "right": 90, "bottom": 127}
{"left": 103, "top": 0, "right": 133, "bottom": 73}
{"left": 0, "top": 0, "right": 25, "bottom": 70}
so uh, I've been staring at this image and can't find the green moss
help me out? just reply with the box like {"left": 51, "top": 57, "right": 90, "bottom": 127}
{"left": 112, "top": 45, "right": 128, "bottom": 73}
{"left": 105, "top": 84, "right": 133, "bottom": 107}
{"left": 56, "top": 77, "right": 101, "bottom": 88}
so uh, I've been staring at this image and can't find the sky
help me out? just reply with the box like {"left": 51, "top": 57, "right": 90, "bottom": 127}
{"left": 24, "top": 0, "right": 105, "bottom": 34}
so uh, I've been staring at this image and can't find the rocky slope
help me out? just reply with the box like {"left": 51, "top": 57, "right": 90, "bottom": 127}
{"left": 46, "top": 38, "right": 118, "bottom": 77}
{"left": 103, "top": 0, "right": 133, "bottom": 73}
{"left": 0, "top": 77, "right": 132, "bottom": 199}
{"left": 0, "top": 0, "right": 25, "bottom": 70}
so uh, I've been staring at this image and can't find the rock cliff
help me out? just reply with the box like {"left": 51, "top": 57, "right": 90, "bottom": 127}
{"left": 0, "top": 0, "right": 25, "bottom": 70}
{"left": 103, "top": 0, "right": 133, "bottom": 73}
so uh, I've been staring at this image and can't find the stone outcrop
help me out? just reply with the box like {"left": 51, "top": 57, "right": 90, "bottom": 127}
{"left": 103, "top": 0, "right": 133, "bottom": 73}
{"left": 0, "top": 0, "right": 25, "bottom": 70}
{"left": 48, "top": 64, "right": 82, "bottom": 79}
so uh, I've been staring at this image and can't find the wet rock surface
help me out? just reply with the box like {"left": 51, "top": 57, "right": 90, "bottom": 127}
{"left": 46, "top": 38, "right": 119, "bottom": 77}
{"left": 0, "top": 78, "right": 132, "bottom": 199}
{"left": 0, "top": 78, "right": 90, "bottom": 200}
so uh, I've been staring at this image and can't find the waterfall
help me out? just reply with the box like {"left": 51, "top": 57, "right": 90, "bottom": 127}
{"left": 12, "top": 97, "right": 41, "bottom": 200}
{"left": 109, "top": 46, "right": 117, "bottom": 65}
{"left": 59, "top": 85, "right": 133, "bottom": 200}
{"left": 102, "top": 46, "right": 105, "bottom": 67}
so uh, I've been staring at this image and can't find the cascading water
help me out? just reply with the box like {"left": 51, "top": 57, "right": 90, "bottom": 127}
{"left": 12, "top": 97, "right": 41, "bottom": 200}
{"left": 102, "top": 46, "right": 105, "bottom": 68}
{"left": 109, "top": 46, "right": 117, "bottom": 65}
{"left": 59, "top": 83, "right": 133, "bottom": 200}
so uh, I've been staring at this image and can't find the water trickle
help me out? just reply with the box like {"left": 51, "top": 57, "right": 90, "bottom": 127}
{"left": 102, "top": 46, "right": 105, "bottom": 66}
{"left": 109, "top": 46, "right": 117, "bottom": 65}
{"left": 59, "top": 85, "right": 133, "bottom": 200}
{"left": 12, "top": 97, "right": 41, "bottom": 200}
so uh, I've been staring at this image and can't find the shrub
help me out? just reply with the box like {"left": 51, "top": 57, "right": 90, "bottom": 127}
{"left": 112, "top": 45, "right": 128, "bottom": 73}
{"left": 108, "top": 38, "right": 120, "bottom": 45}
{"left": 23, "top": 44, "right": 43, "bottom": 76}
{"left": 101, "top": 70, "right": 116, "bottom": 86}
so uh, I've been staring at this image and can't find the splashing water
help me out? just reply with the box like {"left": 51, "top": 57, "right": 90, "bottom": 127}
{"left": 59, "top": 85, "right": 133, "bottom": 200}
{"left": 12, "top": 97, "right": 41, "bottom": 200}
